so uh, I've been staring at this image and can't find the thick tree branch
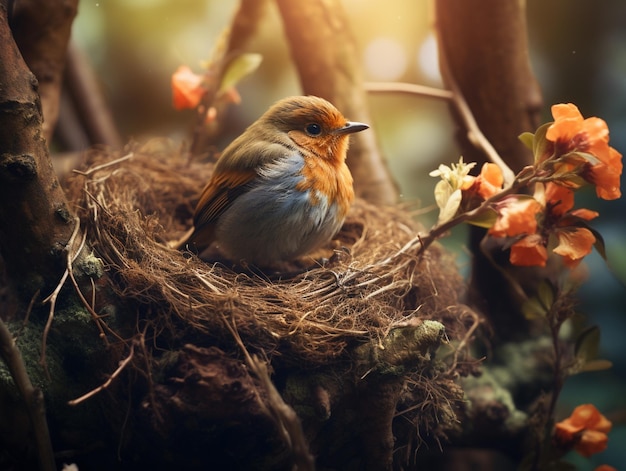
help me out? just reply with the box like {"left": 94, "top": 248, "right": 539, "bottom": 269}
{"left": 435, "top": 0, "right": 544, "bottom": 338}
{"left": 436, "top": 0, "right": 542, "bottom": 173}
{"left": 62, "top": 41, "right": 123, "bottom": 149}
{"left": 10, "top": 0, "right": 79, "bottom": 143}
{"left": 275, "top": 0, "right": 397, "bottom": 205}
{"left": 0, "top": 317, "right": 55, "bottom": 471}
{"left": 0, "top": 4, "right": 77, "bottom": 300}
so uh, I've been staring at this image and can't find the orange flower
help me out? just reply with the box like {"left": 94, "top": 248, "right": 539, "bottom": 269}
{"left": 543, "top": 181, "right": 574, "bottom": 216}
{"left": 464, "top": 162, "right": 504, "bottom": 199}
{"left": 542, "top": 183, "right": 597, "bottom": 267}
{"left": 510, "top": 234, "right": 548, "bottom": 267}
{"left": 488, "top": 183, "right": 598, "bottom": 268}
{"left": 546, "top": 103, "right": 622, "bottom": 200}
{"left": 489, "top": 197, "right": 542, "bottom": 238}
{"left": 553, "top": 227, "right": 596, "bottom": 269}
{"left": 171, "top": 65, "right": 206, "bottom": 110}
{"left": 594, "top": 466, "right": 617, "bottom": 471}
{"left": 555, "top": 404, "right": 612, "bottom": 458}
{"left": 586, "top": 146, "right": 622, "bottom": 200}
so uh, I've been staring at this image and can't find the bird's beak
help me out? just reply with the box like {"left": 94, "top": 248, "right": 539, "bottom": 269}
{"left": 333, "top": 121, "right": 369, "bottom": 135}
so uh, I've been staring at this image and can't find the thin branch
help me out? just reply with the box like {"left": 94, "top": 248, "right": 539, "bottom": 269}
{"left": 65, "top": 218, "right": 125, "bottom": 345}
{"left": 72, "top": 151, "right": 134, "bottom": 177}
{"left": 417, "top": 165, "right": 537, "bottom": 254}
{"left": 40, "top": 216, "right": 83, "bottom": 376}
{"left": 446, "top": 311, "right": 481, "bottom": 375}
{"left": 63, "top": 40, "right": 122, "bottom": 148}
{"left": 0, "top": 318, "right": 56, "bottom": 471}
{"left": 224, "top": 317, "right": 315, "bottom": 471}
{"left": 68, "top": 343, "right": 135, "bottom": 406}
{"left": 364, "top": 81, "right": 453, "bottom": 101}
{"left": 436, "top": 28, "right": 516, "bottom": 187}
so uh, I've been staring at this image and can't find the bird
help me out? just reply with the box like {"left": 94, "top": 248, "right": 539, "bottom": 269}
{"left": 177, "top": 95, "right": 369, "bottom": 267}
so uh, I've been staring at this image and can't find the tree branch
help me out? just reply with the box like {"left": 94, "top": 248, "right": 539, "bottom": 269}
{"left": 436, "top": 0, "right": 545, "bottom": 338}
{"left": 0, "top": 3, "right": 78, "bottom": 300}
{"left": 62, "top": 41, "right": 123, "bottom": 149}
{"left": 0, "top": 319, "right": 56, "bottom": 471}
{"left": 436, "top": 0, "right": 542, "bottom": 172}
{"left": 10, "top": 0, "right": 79, "bottom": 143}
{"left": 275, "top": 0, "right": 397, "bottom": 205}
{"left": 0, "top": 317, "right": 55, "bottom": 471}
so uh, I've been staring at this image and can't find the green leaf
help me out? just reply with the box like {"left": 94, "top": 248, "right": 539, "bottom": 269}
{"left": 537, "top": 281, "right": 555, "bottom": 311}
{"left": 466, "top": 207, "right": 498, "bottom": 229}
{"left": 522, "top": 297, "right": 548, "bottom": 319}
{"left": 531, "top": 122, "right": 554, "bottom": 164}
{"left": 521, "top": 281, "right": 555, "bottom": 320}
{"left": 586, "top": 225, "right": 608, "bottom": 261}
{"left": 574, "top": 325, "right": 600, "bottom": 361}
{"left": 518, "top": 131, "right": 535, "bottom": 151}
{"left": 577, "top": 359, "right": 613, "bottom": 373}
{"left": 561, "top": 151, "right": 601, "bottom": 166}
{"left": 436, "top": 188, "right": 462, "bottom": 224}
{"left": 218, "top": 53, "right": 263, "bottom": 94}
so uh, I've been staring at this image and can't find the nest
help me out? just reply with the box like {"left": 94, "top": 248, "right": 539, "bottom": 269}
{"left": 65, "top": 139, "right": 478, "bottom": 369}
{"left": 61, "top": 141, "right": 480, "bottom": 461}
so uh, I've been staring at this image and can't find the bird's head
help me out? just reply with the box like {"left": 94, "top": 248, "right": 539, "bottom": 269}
{"left": 262, "top": 96, "right": 368, "bottom": 163}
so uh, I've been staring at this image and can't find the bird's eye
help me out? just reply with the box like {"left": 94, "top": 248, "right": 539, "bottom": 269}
{"left": 305, "top": 123, "right": 322, "bottom": 136}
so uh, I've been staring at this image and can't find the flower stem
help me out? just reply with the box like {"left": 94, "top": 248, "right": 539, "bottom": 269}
{"left": 419, "top": 165, "right": 538, "bottom": 255}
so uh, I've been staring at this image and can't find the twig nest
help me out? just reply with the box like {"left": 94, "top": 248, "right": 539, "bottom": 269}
{"left": 63, "top": 139, "right": 482, "bottom": 457}
{"left": 65, "top": 139, "right": 479, "bottom": 368}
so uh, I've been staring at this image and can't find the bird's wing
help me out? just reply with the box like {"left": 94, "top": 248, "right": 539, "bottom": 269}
{"left": 193, "top": 168, "right": 256, "bottom": 230}
{"left": 186, "top": 139, "right": 294, "bottom": 251}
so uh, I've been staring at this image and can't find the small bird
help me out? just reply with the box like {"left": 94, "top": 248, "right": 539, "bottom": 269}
{"left": 178, "top": 95, "right": 368, "bottom": 267}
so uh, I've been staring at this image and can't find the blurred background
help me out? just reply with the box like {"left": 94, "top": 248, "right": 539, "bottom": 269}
{"left": 68, "top": 1, "right": 625, "bottom": 468}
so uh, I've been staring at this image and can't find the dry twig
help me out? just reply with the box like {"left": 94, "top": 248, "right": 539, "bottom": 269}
{"left": 0, "top": 318, "right": 56, "bottom": 471}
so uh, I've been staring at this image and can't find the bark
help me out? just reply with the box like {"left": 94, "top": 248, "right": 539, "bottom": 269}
{"left": 227, "top": 0, "right": 268, "bottom": 54}
{"left": 190, "top": 0, "right": 269, "bottom": 155}
{"left": 62, "top": 41, "right": 123, "bottom": 149}
{"left": 275, "top": 0, "right": 397, "bottom": 205}
{"left": 436, "top": 0, "right": 544, "bottom": 339}
{"left": 0, "top": 315, "right": 55, "bottom": 471}
{"left": 10, "top": 0, "right": 79, "bottom": 143}
{"left": 0, "top": 3, "right": 78, "bottom": 299}
{"left": 436, "top": 0, "right": 542, "bottom": 173}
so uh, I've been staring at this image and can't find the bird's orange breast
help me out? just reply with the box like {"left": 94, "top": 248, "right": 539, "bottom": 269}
{"left": 295, "top": 154, "right": 354, "bottom": 217}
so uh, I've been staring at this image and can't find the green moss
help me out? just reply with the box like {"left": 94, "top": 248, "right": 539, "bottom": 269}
{"left": 0, "top": 320, "right": 66, "bottom": 396}
{"left": 74, "top": 251, "right": 105, "bottom": 279}
{"left": 353, "top": 320, "right": 446, "bottom": 375}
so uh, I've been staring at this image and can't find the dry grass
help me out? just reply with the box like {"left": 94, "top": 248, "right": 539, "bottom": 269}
{"left": 65, "top": 140, "right": 479, "bottom": 369}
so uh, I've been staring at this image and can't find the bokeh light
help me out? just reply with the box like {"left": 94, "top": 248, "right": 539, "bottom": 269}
{"left": 363, "top": 37, "right": 408, "bottom": 80}
{"left": 417, "top": 32, "right": 442, "bottom": 84}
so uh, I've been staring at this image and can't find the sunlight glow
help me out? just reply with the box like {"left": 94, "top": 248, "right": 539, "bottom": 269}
{"left": 417, "top": 33, "right": 442, "bottom": 83}
{"left": 364, "top": 37, "right": 407, "bottom": 80}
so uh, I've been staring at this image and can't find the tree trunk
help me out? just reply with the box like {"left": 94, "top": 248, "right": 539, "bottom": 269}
{"left": 275, "top": 0, "right": 398, "bottom": 205}
{"left": 436, "top": 0, "right": 544, "bottom": 338}
{"left": 10, "top": 0, "right": 79, "bottom": 142}
{"left": 0, "top": 3, "right": 78, "bottom": 300}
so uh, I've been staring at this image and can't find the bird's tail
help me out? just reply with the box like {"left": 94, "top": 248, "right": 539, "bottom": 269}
{"left": 168, "top": 227, "right": 196, "bottom": 250}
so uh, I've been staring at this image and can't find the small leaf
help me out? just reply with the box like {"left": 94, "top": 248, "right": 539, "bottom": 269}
{"left": 518, "top": 131, "right": 535, "bottom": 151}
{"left": 585, "top": 225, "right": 608, "bottom": 261}
{"left": 577, "top": 359, "right": 613, "bottom": 373}
{"left": 532, "top": 122, "right": 553, "bottom": 163}
{"left": 537, "top": 281, "right": 555, "bottom": 311}
{"left": 522, "top": 296, "right": 548, "bottom": 319}
{"left": 218, "top": 53, "right": 263, "bottom": 94}
{"left": 436, "top": 188, "right": 462, "bottom": 224}
{"left": 574, "top": 325, "right": 601, "bottom": 362}
{"left": 562, "top": 151, "right": 602, "bottom": 166}
{"left": 466, "top": 207, "right": 498, "bottom": 229}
